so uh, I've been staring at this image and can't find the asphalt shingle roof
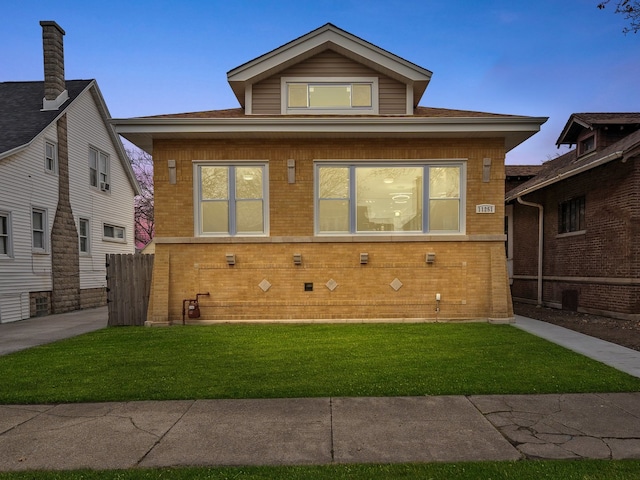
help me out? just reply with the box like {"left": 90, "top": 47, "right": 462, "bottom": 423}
{"left": 506, "top": 127, "right": 640, "bottom": 201}
{"left": 143, "top": 105, "right": 523, "bottom": 120}
{"left": 556, "top": 112, "right": 640, "bottom": 146}
{"left": 0, "top": 80, "right": 92, "bottom": 154}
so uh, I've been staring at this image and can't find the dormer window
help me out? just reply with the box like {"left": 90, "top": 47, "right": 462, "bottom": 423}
{"left": 282, "top": 77, "right": 378, "bottom": 114}
{"left": 578, "top": 135, "right": 595, "bottom": 156}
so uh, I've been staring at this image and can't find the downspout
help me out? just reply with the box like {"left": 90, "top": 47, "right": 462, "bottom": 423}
{"left": 516, "top": 197, "right": 543, "bottom": 306}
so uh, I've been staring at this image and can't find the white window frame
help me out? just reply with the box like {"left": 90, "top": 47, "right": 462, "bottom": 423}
{"left": 314, "top": 160, "right": 466, "bottom": 236}
{"left": 78, "top": 217, "right": 91, "bottom": 254}
{"left": 45, "top": 140, "right": 58, "bottom": 174}
{"left": 103, "top": 223, "right": 126, "bottom": 243}
{"left": 193, "top": 161, "right": 269, "bottom": 237}
{"left": 0, "top": 211, "right": 13, "bottom": 258}
{"left": 32, "top": 207, "right": 48, "bottom": 253}
{"left": 281, "top": 77, "right": 379, "bottom": 115}
{"left": 89, "top": 146, "right": 110, "bottom": 191}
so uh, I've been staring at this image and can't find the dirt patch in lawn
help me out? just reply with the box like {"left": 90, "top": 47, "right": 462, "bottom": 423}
{"left": 513, "top": 302, "right": 640, "bottom": 352}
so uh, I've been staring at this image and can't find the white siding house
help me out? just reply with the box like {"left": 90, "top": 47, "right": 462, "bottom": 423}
{"left": 0, "top": 21, "right": 139, "bottom": 323}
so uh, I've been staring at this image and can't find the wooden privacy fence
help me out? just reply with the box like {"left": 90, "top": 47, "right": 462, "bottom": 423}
{"left": 106, "top": 254, "right": 154, "bottom": 326}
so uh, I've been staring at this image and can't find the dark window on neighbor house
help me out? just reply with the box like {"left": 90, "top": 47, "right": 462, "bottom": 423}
{"left": 579, "top": 135, "right": 595, "bottom": 155}
{"left": 79, "top": 218, "right": 90, "bottom": 253}
{"left": 559, "top": 196, "right": 585, "bottom": 233}
{"left": 32, "top": 208, "right": 47, "bottom": 252}
{"left": 0, "top": 212, "right": 11, "bottom": 257}
{"left": 45, "top": 141, "right": 57, "bottom": 173}
{"left": 103, "top": 223, "right": 125, "bottom": 242}
{"left": 89, "top": 147, "right": 110, "bottom": 190}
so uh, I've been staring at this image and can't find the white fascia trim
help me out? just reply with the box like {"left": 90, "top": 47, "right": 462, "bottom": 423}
{"left": 114, "top": 116, "right": 547, "bottom": 135}
{"left": 406, "top": 85, "right": 413, "bottom": 114}
{"left": 244, "top": 84, "right": 252, "bottom": 115}
{"left": 0, "top": 144, "right": 29, "bottom": 161}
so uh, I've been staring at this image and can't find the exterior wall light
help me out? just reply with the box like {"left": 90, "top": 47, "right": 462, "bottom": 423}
{"left": 226, "top": 253, "right": 236, "bottom": 266}
{"left": 293, "top": 253, "right": 302, "bottom": 265}
{"left": 426, "top": 252, "right": 436, "bottom": 264}
{"left": 360, "top": 252, "right": 369, "bottom": 264}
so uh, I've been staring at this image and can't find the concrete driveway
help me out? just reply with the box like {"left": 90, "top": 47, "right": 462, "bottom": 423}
{"left": 0, "top": 306, "right": 107, "bottom": 356}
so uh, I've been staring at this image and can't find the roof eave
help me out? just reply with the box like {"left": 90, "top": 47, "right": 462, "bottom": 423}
{"left": 506, "top": 150, "right": 625, "bottom": 202}
{"left": 112, "top": 116, "right": 547, "bottom": 155}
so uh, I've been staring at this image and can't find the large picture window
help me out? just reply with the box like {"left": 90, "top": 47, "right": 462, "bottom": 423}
{"left": 195, "top": 164, "right": 268, "bottom": 236}
{"left": 316, "top": 163, "right": 464, "bottom": 234}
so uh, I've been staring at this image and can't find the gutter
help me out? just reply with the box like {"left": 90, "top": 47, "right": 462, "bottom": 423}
{"left": 516, "top": 196, "right": 543, "bottom": 306}
{"left": 506, "top": 150, "right": 624, "bottom": 202}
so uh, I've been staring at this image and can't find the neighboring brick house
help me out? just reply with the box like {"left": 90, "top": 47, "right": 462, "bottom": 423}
{"left": 506, "top": 113, "right": 640, "bottom": 320}
{"left": 114, "top": 23, "right": 546, "bottom": 325}
{"left": 0, "top": 21, "right": 139, "bottom": 323}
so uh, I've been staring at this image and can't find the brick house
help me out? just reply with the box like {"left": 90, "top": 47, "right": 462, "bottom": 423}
{"left": 506, "top": 113, "right": 640, "bottom": 320}
{"left": 114, "top": 24, "right": 546, "bottom": 325}
{"left": 0, "top": 21, "right": 139, "bottom": 323}
{"left": 504, "top": 165, "right": 542, "bottom": 281}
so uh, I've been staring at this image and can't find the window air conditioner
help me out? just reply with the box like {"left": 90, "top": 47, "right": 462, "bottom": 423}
{"left": 100, "top": 182, "right": 110, "bottom": 192}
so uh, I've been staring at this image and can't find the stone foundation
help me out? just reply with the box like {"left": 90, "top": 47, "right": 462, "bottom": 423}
{"left": 80, "top": 287, "right": 107, "bottom": 309}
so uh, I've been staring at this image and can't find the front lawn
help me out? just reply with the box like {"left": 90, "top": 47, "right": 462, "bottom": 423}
{"left": 0, "top": 323, "right": 638, "bottom": 404}
{"left": 2, "top": 460, "right": 640, "bottom": 480}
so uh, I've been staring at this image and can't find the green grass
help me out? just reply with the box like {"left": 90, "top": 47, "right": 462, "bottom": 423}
{"left": 0, "top": 323, "right": 638, "bottom": 404}
{"left": 1, "top": 460, "right": 640, "bottom": 479}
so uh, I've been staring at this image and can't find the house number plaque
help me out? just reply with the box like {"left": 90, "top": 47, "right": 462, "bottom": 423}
{"left": 476, "top": 204, "right": 496, "bottom": 214}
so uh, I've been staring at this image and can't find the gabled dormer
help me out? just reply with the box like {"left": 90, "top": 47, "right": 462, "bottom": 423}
{"left": 556, "top": 112, "right": 640, "bottom": 158}
{"left": 227, "top": 23, "right": 432, "bottom": 116}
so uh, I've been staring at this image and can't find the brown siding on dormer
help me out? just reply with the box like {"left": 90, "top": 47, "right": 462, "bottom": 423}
{"left": 251, "top": 50, "right": 407, "bottom": 115}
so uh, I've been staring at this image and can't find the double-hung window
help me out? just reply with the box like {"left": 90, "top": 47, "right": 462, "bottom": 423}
{"left": 45, "top": 141, "right": 57, "bottom": 173}
{"left": 195, "top": 163, "right": 268, "bottom": 236}
{"left": 79, "top": 218, "right": 90, "bottom": 253}
{"left": 0, "top": 212, "right": 12, "bottom": 257}
{"left": 316, "top": 162, "right": 464, "bottom": 234}
{"left": 89, "top": 147, "right": 110, "bottom": 190}
{"left": 32, "top": 208, "right": 47, "bottom": 252}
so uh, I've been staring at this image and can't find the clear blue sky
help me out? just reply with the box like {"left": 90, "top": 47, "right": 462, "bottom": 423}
{"left": 1, "top": 0, "right": 637, "bottom": 164}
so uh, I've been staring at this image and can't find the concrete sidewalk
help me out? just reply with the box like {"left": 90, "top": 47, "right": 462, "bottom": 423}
{"left": 514, "top": 315, "right": 640, "bottom": 379}
{"left": 1, "top": 393, "right": 639, "bottom": 471}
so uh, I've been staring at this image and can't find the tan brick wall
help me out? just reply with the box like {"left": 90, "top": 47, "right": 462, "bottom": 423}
{"left": 153, "top": 138, "right": 506, "bottom": 238}
{"left": 151, "top": 240, "right": 512, "bottom": 323}
{"left": 148, "top": 137, "right": 512, "bottom": 323}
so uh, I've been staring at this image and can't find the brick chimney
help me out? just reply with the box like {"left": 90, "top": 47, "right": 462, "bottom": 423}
{"left": 40, "top": 21, "right": 68, "bottom": 110}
